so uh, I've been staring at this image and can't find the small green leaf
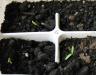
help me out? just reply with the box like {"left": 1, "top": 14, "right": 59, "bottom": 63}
{"left": 32, "top": 20, "right": 38, "bottom": 26}
{"left": 71, "top": 46, "right": 74, "bottom": 54}
{"left": 8, "top": 57, "right": 12, "bottom": 64}
{"left": 64, "top": 46, "right": 75, "bottom": 60}
{"left": 65, "top": 53, "right": 72, "bottom": 60}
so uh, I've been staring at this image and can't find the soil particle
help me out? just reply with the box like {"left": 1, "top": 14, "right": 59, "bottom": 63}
{"left": 89, "top": 42, "right": 96, "bottom": 49}
{"left": 79, "top": 53, "right": 91, "bottom": 64}
{"left": 68, "top": 15, "right": 75, "bottom": 22}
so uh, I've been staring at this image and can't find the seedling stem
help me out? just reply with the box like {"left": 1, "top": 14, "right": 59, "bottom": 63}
{"left": 8, "top": 57, "right": 12, "bottom": 64}
{"left": 65, "top": 46, "right": 75, "bottom": 60}
{"left": 32, "top": 20, "right": 38, "bottom": 26}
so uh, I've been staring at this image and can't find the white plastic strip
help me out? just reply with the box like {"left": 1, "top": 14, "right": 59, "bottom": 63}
{"left": 55, "top": 13, "right": 60, "bottom": 29}
{"left": 55, "top": 13, "right": 60, "bottom": 63}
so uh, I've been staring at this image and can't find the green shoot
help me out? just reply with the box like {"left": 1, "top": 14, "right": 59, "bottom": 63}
{"left": 32, "top": 20, "right": 38, "bottom": 26}
{"left": 65, "top": 54, "right": 72, "bottom": 60}
{"left": 65, "top": 46, "right": 75, "bottom": 60}
{"left": 71, "top": 46, "right": 74, "bottom": 54}
{"left": 8, "top": 57, "right": 12, "bottom": 64}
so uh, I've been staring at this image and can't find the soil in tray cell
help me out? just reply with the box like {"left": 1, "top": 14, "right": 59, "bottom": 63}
{"left": 60, "top": 37, "right": 96, "bottom": 75}
{"left": 1, "top": 1, "right": 55, "bottom": 32}
{"left": 0, "top": 38, "right": 57, "bottom": 74}
{"left": 60, "top": 1, "right": 96, "bottom": 31}
{"left": 2, "top": 1, "right": 96, "bottom": 32}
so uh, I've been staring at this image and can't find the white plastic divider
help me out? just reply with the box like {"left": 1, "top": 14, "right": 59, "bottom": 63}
{"left": 59, "top": 32, "right": 96, "bottom": 43}
{"left": 0, "top": 1, "right": 96, "bottom": 75}
{"left": 0, "top": 13, "right": 61, "bottom": 64}
{"left": 1, "top": 12, "right": 96, "bottom": 64}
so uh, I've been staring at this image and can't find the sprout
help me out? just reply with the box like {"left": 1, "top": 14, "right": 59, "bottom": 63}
{"left": 8, "top": 57, "right": 12, "bottom": 64}
{"left": 65, "top": 54, "right": 72, "bottom": 60}
{"left": 71, "top": 46, "right": 74, "bottom": 54}
{"left": 32, "top": 20, "right": 38, "bottom": 26}
{"left": 65, "top": 46, "right": 75, "bottom": 60}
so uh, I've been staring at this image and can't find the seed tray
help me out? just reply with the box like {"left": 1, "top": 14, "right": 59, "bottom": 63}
{"left": 0, "top": 0, "right": 96, "bottom": 75}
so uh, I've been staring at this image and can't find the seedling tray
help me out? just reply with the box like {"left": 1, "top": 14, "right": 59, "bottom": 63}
{"left": 0, "top": 0, "right": 96, "bottom": 74}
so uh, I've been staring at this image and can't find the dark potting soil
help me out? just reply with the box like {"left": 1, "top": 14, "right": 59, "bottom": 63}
{"left": 2, "top": 1, "right": 96, "bottom": 32}
{"left": 60, "top": 1, "right": 96, "bottom": 31}
{"left": 60, "top": 37, "right": 96, "bottom": 75}
{"left": 1, "top": 1, "right": 55, "bottom": 32}
{"left": 0, "top": 38, "right": 57, "bottom": 74}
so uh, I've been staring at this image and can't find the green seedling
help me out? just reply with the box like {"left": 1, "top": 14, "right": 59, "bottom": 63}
{"left": 65, "top": 54, "right": 72, "bottom": 60}
{"left": 71, "top": 46, "right": 74, "bottom": 54}
{"left": 8, "top": 57, "right": 12, "bottom": 64}
{"left": 65, "top": 46, "right": 75, "bottom": 60}
{"left": 32, "top": 20, "right": 38, "bottom": 26}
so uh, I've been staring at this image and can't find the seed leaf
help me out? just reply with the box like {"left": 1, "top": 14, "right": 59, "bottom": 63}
{"left": 32, "top": 20, "right": 38, "bottom": 26}
{"left": 8, "top": 57, "right": 12, "bottom": 64}
{"left": 71, "top": 46, "right": 74, "bottom": 54}
{"left": 65, "top": 53, "right": 72, "bottom": 60}
{"left": 65, "top": 46, "right": 75, "bottom": 60}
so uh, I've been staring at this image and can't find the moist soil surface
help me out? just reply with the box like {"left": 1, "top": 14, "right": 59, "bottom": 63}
{"left": 1, "top": 37, "right": 96, "bottom": 75}
{"left": 2, "top": 1, "right": 96, "bottom": 32}
{"left": 59, "top": 1, "right": 96, "bottom": 31}
{"left": 1, "top": 1, "right": 55, "bottom": 32}
{"left": 60, "top": 36, "right": 96, "bottom": 75}
{"left": 0, "top": 38, "right": 56, "bottom": 74}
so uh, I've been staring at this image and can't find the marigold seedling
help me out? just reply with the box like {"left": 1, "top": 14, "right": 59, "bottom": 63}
{"left": 65, "top": 46, "right": 75, "bottom": 60}
{"left": 65, "top": 53, "right": 72, "bottom": 60}
{"left": 71, "top": 46, "right": 74, "bottom": 54}
{"left": 32, "top": 20, "right": 38, "bottom": 26}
